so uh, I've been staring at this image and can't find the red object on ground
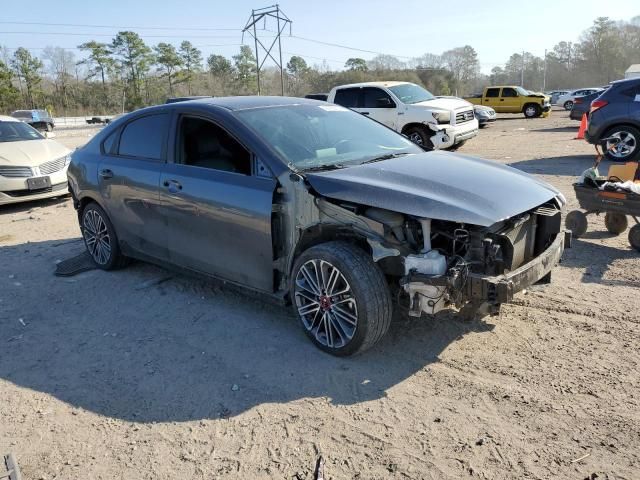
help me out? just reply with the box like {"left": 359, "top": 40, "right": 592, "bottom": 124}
{"left": 575, "top": 113, "right": 587, "bottom": 140}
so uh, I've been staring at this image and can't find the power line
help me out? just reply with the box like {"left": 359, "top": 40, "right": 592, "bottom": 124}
{"left": 0, "top": 21, "right": 240, "bottom": 31}
{"left": 0, "top": 31, "right": 248, "bottom": 39}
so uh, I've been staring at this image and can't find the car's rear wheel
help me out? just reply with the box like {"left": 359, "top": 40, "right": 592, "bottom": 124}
{"left": 523, "top": 104, "right": 541, "bottom": 118}
{"left": 403, "top": 126, "right": 434, "bottom": 150}
{"left": 81, "top": 202, "right": 127, "bottom": 270}
{"left": 604, "top": 213, "right": 628, "bottom": 235}
{"left": 291, "top": 241, "right": 392, "bottom": 356}
{"left": 601, "top": 126, "right": 640, "bottom": 162}
{"left": 46, "top": 123, "right": 53, "bottom": 132}
{"left": 564, "top": 101, "right": 574, "bottom": 110}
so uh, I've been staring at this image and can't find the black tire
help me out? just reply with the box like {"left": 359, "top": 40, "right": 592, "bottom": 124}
{"left": 629, "top": 224, "right": 640, "bottom": 251}
{"left": 601, "top": 125, "right": 640, "bottom": 162}
{"left": 290, "top": 241, "right": 392, "bottom": 356}
{"left": 565, "top": 210, "right": 588, "bottom": 238}
{"left": 563, "top": 100, "right": 574, "bottom": 111}
{"left": 403, "top": 125, "right": 434, "bottom": 150}
{"left": 80, "top": 202, "right": 128, "bottom": 270}
{"left": 523, "top": 103, "right": 542, "bottom": 118}
{"left": 604, "top": 213, "right": 628, "bottom": 235}
{"left": 46, "top": 122, "right": 53, "bottom": 132}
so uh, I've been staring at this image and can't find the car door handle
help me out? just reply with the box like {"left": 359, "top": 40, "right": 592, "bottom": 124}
{"left": 361, "top": 111, "right": 370, "bottom": 115}
{"left": 99, "top": 169, "right": 113, "bottom": 179}
{"left": 163, "top": 179, "right": 183, "bottom": 193}
{"left": 500, "top": 99, "right": 505, "bottom": 101}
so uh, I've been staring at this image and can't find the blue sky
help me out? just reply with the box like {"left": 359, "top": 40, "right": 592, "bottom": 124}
{"left": 1, "top": 0, "right": 637, "bottom": 72}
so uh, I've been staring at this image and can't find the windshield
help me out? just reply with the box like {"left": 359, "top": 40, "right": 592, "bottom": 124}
{"left": 515, "top": 86, "right": 531, "bottom": 96}
{"left": 388, "top": 83, "right": 435, "bottom": 104}
{"left": 237, "top": 104, "right": 421, "bottom": 171}
{"left": 0, "top": 121, "right": 44, "bottom": 142}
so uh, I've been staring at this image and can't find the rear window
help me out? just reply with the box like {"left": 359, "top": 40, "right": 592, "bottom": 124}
{"left": 333, "top": 88, "right": 360, "bottom": 108}
{"left": 118, "top": 113, "right": 169, "bottom": 160}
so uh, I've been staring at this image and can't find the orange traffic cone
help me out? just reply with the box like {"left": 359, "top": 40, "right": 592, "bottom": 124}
{"left": 575, "top": 113, "right": 587, "bottom": 140}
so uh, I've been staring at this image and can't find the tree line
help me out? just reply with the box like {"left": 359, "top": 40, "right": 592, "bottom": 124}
{"left": 0, "top": 16, "right": 638, "bottom": 116}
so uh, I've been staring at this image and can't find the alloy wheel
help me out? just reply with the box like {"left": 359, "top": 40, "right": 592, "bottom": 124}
{"left": 525, "top": 106, "right": 537, "bottom": 117}
{"left": 83, "top": 209, "right": 112, "bottom": 265}
{"left": 294, "top": 259, "right": 358, "bottom": 349}
{"left": 606, "top": 131, "right": 637, "bottom": 159}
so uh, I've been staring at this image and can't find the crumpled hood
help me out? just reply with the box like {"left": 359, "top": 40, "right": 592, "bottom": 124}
{"left": 305, "top": 151, "right": 561, "bottom": 226}
{"left": 411, "top": 97, "right": 472, "bottom": 111}
{"left": 0, "top": 139, "right": 70, "bottom": 167}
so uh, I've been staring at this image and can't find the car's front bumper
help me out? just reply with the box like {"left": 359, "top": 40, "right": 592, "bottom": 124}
{"left": 0, "top": 168, "right": 69, "bottom": 205}
{"left": 464, "top": 231, "right": 569, "bottom": 305}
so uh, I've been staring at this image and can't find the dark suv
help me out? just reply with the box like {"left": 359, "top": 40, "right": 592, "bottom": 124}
{"left": 11, "top": 109, "right": 55, "bottom": 132}
{"left": 586, "top": 78, "right": 640, "bottom": 162}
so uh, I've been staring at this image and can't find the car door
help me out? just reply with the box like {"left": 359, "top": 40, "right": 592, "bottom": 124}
{"left": 354, "top": 87, "right": 398, "bottom": 129}
{"left": 500, "top": 87, "right": 521, "bottom": 112}
{"left": 483, "top": 87, "right": 501, "bottom": 109}
{"left": 98, "top": 112, "right": 170, "bottom": 261}
{"left": 160, "top": 112, "right": 277, "bottom": 292}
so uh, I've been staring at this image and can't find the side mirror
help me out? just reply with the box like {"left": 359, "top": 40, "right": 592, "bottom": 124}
{"left": 377, "top": 97, "right": 394, "bottom": 108}
{"left": 44, "top": 131, "right": 56, "bottom": 139}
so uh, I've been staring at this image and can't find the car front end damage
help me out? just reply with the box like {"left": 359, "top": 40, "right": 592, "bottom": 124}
{"left": 289, "top": 151, "right": 570, "bottom": 319}
{"left": 282, "top": 180, "right": 568, "bottom": 320}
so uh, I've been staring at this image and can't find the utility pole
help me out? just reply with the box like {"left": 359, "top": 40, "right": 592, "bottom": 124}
{"left": 521, "top": 50, "right": 525, "bottom": 87}
{"left": 242, "top": 5, "right": 292, "bottom": 96}
{"left": 543, "top": 48, "right": 547, "bottom": 91}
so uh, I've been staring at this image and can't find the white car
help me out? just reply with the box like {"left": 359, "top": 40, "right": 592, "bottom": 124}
{"left": 0, "top": 116, "right": 71, "bottom": 205}
{"left": 327, "top": 81, "right": 478, "bottom": 150}
{"left": 557, "top": 88, "right": 603, "bottom": 110}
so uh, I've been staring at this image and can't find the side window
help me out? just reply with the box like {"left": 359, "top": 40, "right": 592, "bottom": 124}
{"left": 333, "top": 88, "right": 360, "bottom": 108}
{"left": 621, "top": 85, "right": 640, "bottom": 97}
{"left": 118, "top": 114, "right": 169, "bottom": 160}
{"left": 485, "top": 88, "right": 500, "bottom": 98}
{"left": 502, "top": 87, "right": 518, "bottom": 97}
{"left": 102, "top": 129, "right": 119, "bottom": 154}
{"left": 362, "top": 88, "right": 395, "bottom": 108}
{"left": 178, "top": 116, "right": 251, "bottom": 175}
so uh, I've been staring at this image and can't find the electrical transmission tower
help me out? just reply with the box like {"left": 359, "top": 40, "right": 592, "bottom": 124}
{"left": 242, "top": 5, "right": 292, "bottom": 95}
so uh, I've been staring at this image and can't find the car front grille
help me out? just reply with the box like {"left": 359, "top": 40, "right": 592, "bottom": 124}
{"left": 0, "top": 166, "right": 33, "bottom": 178}
{"left": 2, "top": 182, "right": 67, "bottom": 197}
{"left": 455, "top": 109, "right": 475, "bottom": 124}
{"left": 39, "top": 156, "right": 68, "bottom": 175}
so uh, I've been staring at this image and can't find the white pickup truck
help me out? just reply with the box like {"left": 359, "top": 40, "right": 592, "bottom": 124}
{"left": 327, "top": 81, "right": 478, "bottom": 150}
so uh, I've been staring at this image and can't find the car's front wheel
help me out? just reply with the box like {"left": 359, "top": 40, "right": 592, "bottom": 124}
{"left": 403, "top": 126, "right": 434, "bottom": 150}
{"left": 291, "top": 241, "right": 392, "bottom": 356}
{"left": 601, "top": 126, "right": 640, "bottom": 162}
{"left": 81, "top": 202, "right": 127, "bottom": 270}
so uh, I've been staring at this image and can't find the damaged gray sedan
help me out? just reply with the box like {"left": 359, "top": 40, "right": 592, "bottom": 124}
{"left": 68, "top": 97, "right": 569, "bottom": 356}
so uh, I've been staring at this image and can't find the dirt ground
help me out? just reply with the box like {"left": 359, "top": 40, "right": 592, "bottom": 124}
{"left": 1, "top": 109, "right": 638, "bottom": 480}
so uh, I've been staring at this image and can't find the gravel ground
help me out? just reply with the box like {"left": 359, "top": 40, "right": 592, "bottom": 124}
{"left": 1, "top": 109, "right": 638, "bottom": 480}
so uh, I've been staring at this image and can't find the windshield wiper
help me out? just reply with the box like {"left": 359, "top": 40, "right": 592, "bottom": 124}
{"left": 359, "top": 152, "right": 410, "bottom": 165}
{"left": 300, "top": 163, "right": 346, "bottom": 173}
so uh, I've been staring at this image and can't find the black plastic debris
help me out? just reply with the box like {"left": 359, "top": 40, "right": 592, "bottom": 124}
{"left": 54, "top": 252, "right": 96, "bottom": 277}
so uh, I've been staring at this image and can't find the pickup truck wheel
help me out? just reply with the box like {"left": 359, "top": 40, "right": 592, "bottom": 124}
{"left": 563, "top": 100, "right": 574, "bottom": 110}
{"left": 604, "top": 213, "right": 628, "bottom": 235}
{"left": 523, "top": 104, "right": 541, "bottom": 118}
{"left": 601, "top": 126, "right": 640, "bottom": 162}
{"left": 403, "top": 126, "right": 434, "bottom": 150}
{"left": 291, "top": 241, "right": 392, "bottom": 356}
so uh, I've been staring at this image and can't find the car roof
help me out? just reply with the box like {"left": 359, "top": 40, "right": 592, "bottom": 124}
{"left": 0, "top": 115, "right": 22, "bottom": 122}
{"left": 159, "top": 95, "right": 324, "bottom": 111}
{"left": 609, "top": 77, "right": 640, "bottom": 86}
{"left": 333, "top": 81, "right": 412, "bottom": 89}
